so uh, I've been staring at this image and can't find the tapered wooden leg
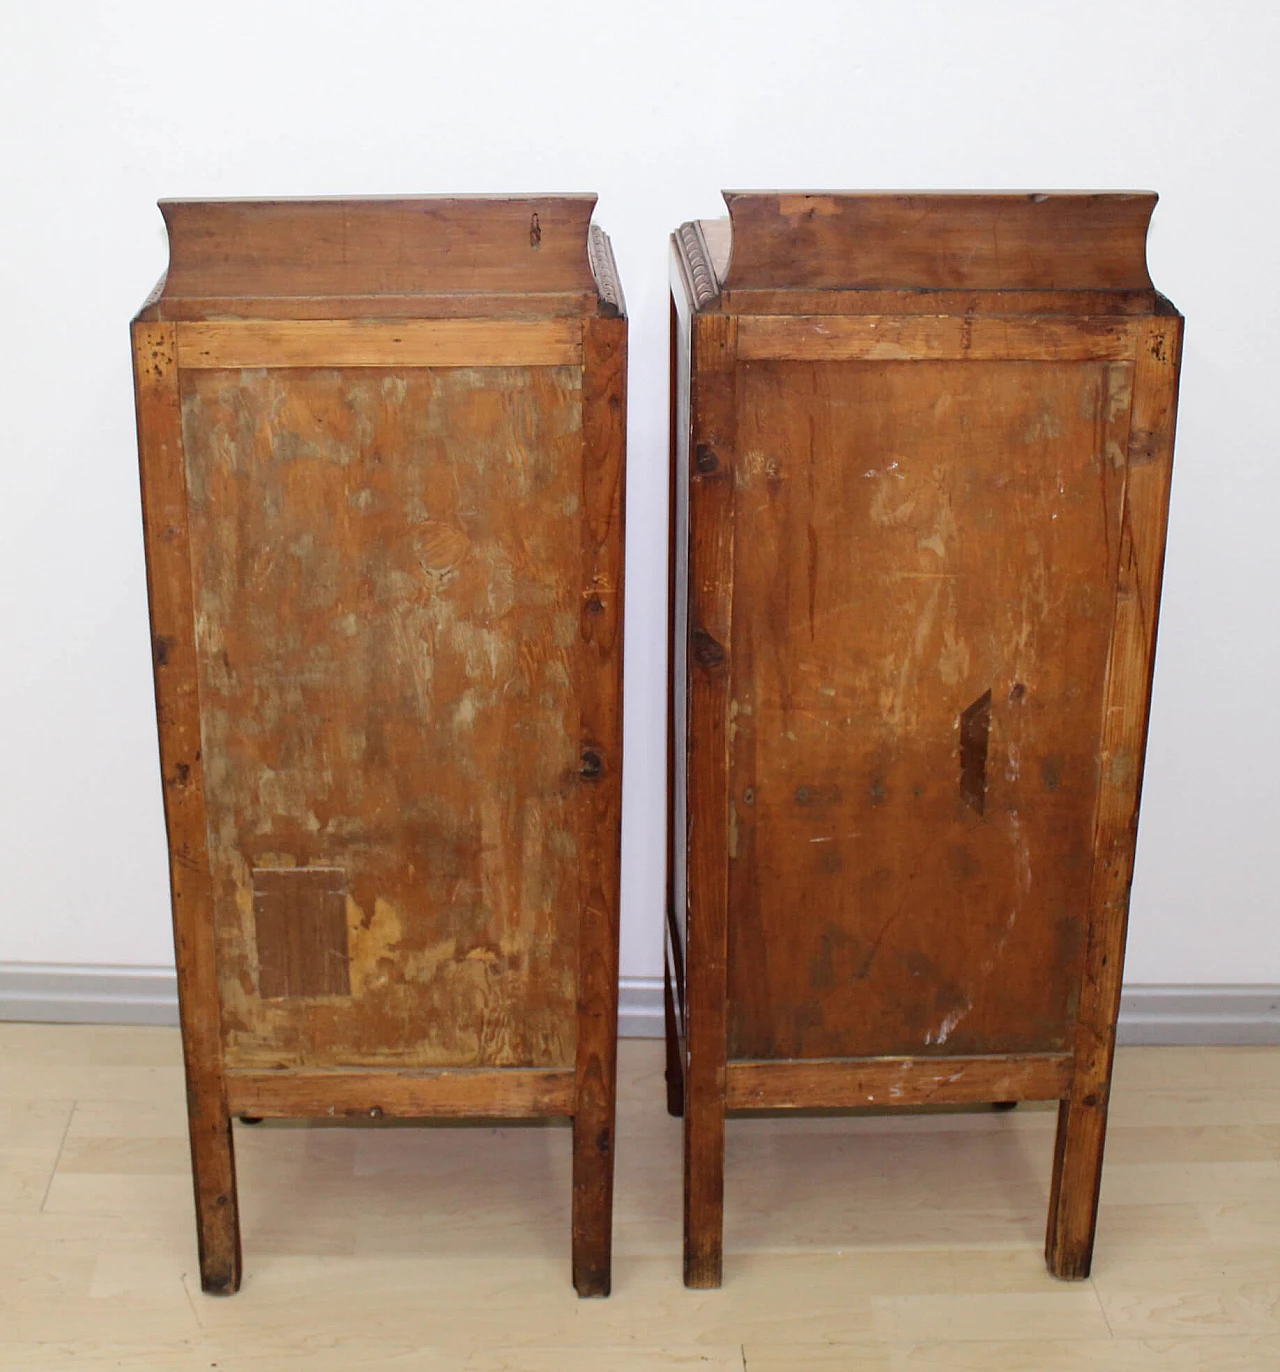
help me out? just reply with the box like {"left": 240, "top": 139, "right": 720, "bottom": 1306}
{"left": 664, "top": 960, "right": 684, "bottom": 1118}
{"left": 1045, "top": 1094, "right": 1109, "bottom": 1279}
{"left": 682, "top": 1050, "right": 725, "bottom": 1288}
{"left": 186, "top": 1093, "right": 242, "bottom": 1295}
{"left": 572, "top": 1105, "right": 615, "bottom": 1297}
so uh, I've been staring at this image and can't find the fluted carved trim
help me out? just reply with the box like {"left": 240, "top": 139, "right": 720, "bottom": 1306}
{"left": 676, "top": 221, "right": 720, "bottom": 309}
{"left": 588, "top": 224, "right": 626, "bottom": 318}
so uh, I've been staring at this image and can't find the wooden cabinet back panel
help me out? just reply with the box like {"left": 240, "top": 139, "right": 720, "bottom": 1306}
{"left": 727, "top": 356, "right": 1133, "bottom": 1060}
{"left": 181, "top": 363, "right": 584, "bottom": 1070}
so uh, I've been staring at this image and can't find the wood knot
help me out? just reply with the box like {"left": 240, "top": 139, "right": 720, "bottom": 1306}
{"left": 691, "top": 629, "right": 726, "bottom": 669}
{"left": 580, "top": 749, "right": 603, "bottom": 780}
{"left": 695, "top": 444, "right": 720, "bottom": 474}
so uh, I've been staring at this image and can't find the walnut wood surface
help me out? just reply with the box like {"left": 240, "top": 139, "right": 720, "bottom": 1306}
{"left": 160, "top": 196, "right": 599, "bottom": 300}
{"left": 722, "top": 192, "right": 1156, "bottom": 292}
{"left": 669, "top": 193, "right": 1181, "bottom": 1289}
{"left": 252, "top": 867, "right": 350, "bottom": 1000}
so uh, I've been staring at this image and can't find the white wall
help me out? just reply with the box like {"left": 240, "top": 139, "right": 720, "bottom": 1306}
{"left": 1, "top": 1, "right": 1277, "bottom": 983}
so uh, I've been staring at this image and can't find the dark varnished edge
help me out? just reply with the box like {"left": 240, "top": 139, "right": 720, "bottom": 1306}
{"left": 588, "top": 224, "right": 627, "bottom": 319}
{"left": 719, "top": 191, "right": 1159, "bottom": 295}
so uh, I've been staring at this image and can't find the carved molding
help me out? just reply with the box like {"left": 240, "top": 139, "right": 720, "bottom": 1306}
{"left": 588, "top": 224, "right": 626, "bottom": 318}
{"left": 677, "top": 222, "right": 719, "bottom": 309}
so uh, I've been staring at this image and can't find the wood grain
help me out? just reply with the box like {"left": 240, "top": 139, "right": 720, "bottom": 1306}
{"left": 722, "top": 287, "right": 1159, "bottom": 317}
{"left": 571, "top": 314, "right": 627, "bottom": 1297}
{"left": 727, "top": 356, "right": 1133, "bottom": 1063}
{"left": 132, "top": 319, "right": 241, "bottom": 1295}
{"left": 1046, "top": 315, "right": 1183, "bottom": 1279}
{"left": 671, "top": 193, "right": 1182, "bottom": 1287}
{"left": 160, "top": 196, "right": 599, "bottom": 299}
{"left": 736, "top": 314, "right": 1140, "bottom": 362}
{"left": 143, "top": 291, "right": 598, "bottom": 323}
{"left": 682, "top": 312, "right": 737, "bottom": 1289}
{"left": 723, "top": 192, "right": 1157, "bottom": 292}
{"left": 725, "top": 1053, "right": 1072, "bottom": 1110}
{"left": 252, "top": 867, "right": 350, "bottom": 1000}
{"left": 181, "top": 363, "right": 585, "bottom": 1072}
{"left": 175, "top": 319, "right": 580, "bottom": 369}
{"left": 225, "top": 1067, "right": 575, "bottom": 1119}
{"left": 136, "top": 198, "right": 627, "bottom": 1297}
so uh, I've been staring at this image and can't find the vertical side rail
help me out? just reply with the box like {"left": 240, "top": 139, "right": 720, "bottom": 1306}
{"left": 1046, "top": 315, "right": 1183, "bottom": 1278}
{"left": 665, "top": 291, "right": 688, "bottom": 1119}
{"left": 683, "top": 312, "right": 738, "bottom": 1288}
{"left": 572, "top": 313, "right": 627, "bottom": 1297}
{"left": 132, "top": 320, "right": 241, "bottom": 1295}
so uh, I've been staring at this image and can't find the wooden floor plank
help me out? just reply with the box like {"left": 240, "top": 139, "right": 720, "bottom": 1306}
{"left": 2, "top": 1027, "right": 1279, "bottom": 1366}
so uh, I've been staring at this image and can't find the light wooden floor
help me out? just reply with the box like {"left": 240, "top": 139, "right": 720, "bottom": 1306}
{"left": 2, "top": 1028, "right": 1279, "bottom": 1369}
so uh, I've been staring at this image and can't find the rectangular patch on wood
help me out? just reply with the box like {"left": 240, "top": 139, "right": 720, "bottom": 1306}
{"left": 252, "top": 867, "right": 350, "bottom": 999}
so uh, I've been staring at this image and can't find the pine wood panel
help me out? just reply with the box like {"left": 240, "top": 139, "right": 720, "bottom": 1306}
{"left": 726, "top": 356, "right": 1134, "bottom": 1063}
{"left": 174, "top": 319, "right": 580, "bottom": 369}
{"left": 179, "top": 364, "right": 586, "bottom": 1072}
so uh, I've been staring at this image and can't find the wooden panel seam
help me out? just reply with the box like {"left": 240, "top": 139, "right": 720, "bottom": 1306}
{"left": 175, "top": 319, "right": 582, "bottom": 369}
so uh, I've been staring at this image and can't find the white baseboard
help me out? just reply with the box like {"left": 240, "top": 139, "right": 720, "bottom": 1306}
{"left": 0, "top": 963, "right": 182, "bottom": 1026}
{"left": 2, "top": 964, "right": 1277, "bottom": 1046}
